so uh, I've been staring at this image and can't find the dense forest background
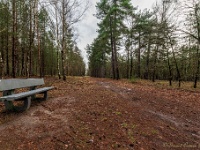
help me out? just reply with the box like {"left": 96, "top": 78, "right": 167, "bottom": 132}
{"left": 0, "top": 0, "right": 200, "bottom": 88}
{"left": 87, "top": 0, "right": 200, "bottom": 88}
{"left": 0, "top": 0, "right": 87, "bottom": 80}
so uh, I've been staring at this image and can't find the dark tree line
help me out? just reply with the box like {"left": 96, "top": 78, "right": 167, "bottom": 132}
{"left": 0, "top": 0, "right": 86, "bottom": 79}
{"left": 87, "top": 0, "right": 200, "bottom": 88}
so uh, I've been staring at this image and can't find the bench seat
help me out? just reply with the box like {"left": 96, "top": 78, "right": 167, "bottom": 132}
{"left": 0, "top": 87, "right": 54, "bottom": 102}
{"left": 0, "top": 78, "right": 54, "bottom": 112}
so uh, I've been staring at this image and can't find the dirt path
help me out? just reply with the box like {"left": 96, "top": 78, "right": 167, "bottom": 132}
{"left": 0, "top": 77, "right": 199, "bottom": 150}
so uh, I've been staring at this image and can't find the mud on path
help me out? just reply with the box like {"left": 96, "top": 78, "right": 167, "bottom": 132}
{"left": 0, "top": 77, "right": 200, "bottom": 150}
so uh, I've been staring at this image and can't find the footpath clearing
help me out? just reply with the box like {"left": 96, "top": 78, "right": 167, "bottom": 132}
{"left": 0, "top": 77, "right": 199, "bottom": 150}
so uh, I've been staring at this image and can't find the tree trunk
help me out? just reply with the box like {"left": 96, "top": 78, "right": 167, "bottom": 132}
{"left": 114, "top": 7, "right": 119, "bottom": 80}
{"left": 110, "top": 1, "right": 120, "bottom": 80}
{"left": 35, "top": 0, "right": 41, "bottom": 77}
{"left": 109, "top": 16, "right": 116, "bottom": 79}
{"left": 137, "top": 31, "right": 141, "bottom": 78}
{"left": 145, "top": 37, "right": 151, "bottom": 79}
{"left": 0, "top": 52, "right": 4, "bottom": 79}
{"left": 173, "top": 50, "right": 181, "bottom": 87}
{"left": 194, "top": 46, "right": 200, "bottom": 88}
{"left": 21, "top": 46, "right": 25, "bottom": 76}
{"left": 166, "top": 49, "right": 172, "bottom": 86}
{"left": 194, "top": 5, "right": 200, "bottom": 88}
{"left": 12, "top": 0, "right": 17, "bottom": 78}
{"left": 41, "top": 17, "right": 46, "bottom": 77}
{"left": 130, "top": 51, "right": 133, "bottom": 79}
{"left": 55, "top": 2, "right": 61, "bottom": 79}
{"left": 6, "top": 7, "right": 9, "bottom": 76}
{"left": 169, "top": 36, "right": 181, "bottom": 87}
{"left": 27, "top": 2, "right": 33, "bottom": 78}
{"left": 113, "top": 37, "right": 120, "bottom": 80}
{"left": 126, "top": 47, "right": 130, "bottom": 79}
{"left": 152, "top": 46, "right": 158, "bottom": 82}
{"left": 61, "top": 0, "right": 66, "bottom": 81}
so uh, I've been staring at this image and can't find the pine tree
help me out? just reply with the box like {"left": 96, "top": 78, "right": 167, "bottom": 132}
{"left": 95, "top": 0, "right": 133, "bottom": 79}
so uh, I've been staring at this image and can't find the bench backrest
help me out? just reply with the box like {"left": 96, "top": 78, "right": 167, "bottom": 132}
{"left": 0, "top": 78, "right": 44, "bottom": 91}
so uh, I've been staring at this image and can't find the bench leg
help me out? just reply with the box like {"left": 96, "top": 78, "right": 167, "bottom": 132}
{"left": 30, "top": 86, "right": 36, "bottom": 100}
{"left": 4, "top": 101, "right": 14, "bottom": 111}
{"left": 43, "top": 91, "right": 48, "bottom": 100}
{"left": 14, "top": 97, "right": 31, "bottom": 112}
{"left": 3, "top": 90, "right": 15, "bottom": 111}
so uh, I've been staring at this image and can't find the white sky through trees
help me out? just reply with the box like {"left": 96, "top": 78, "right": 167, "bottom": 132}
{"left": 76, "top": 0, "right": 157, "bottom": 65}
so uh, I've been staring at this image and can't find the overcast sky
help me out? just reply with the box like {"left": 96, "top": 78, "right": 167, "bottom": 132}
{"left": 75, "top": 0, "right": 157, "bottom": 63}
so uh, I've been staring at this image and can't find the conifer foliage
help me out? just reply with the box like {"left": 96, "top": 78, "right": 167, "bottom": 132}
{"left": 0, "top": 0, "right": 86, "bottom": 79}
{"left": 88, "top": 0, "right": 200, "bottom": 88}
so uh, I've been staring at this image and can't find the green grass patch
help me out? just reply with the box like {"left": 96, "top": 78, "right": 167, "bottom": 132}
{"left": 129, "top": 77, "right": 138, "bottom": 83}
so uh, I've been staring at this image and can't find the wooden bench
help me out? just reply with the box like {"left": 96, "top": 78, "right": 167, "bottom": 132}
{"left": 0, "top": 78, "right": 54, "bottom": 112}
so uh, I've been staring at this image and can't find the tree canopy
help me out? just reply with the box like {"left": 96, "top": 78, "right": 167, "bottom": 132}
{"left": 0, "top": 0, "right": 87, "bottom": 79}
{"left": 87, "top": 0, "right": 200, "bottom": 88}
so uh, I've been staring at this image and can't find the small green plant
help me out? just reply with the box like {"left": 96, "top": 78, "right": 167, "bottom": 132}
{"left": 130, "top": 137, "right": 135, "bottom": 143}
{"left": 151, "top": 129, "right": 159, "bottom": 135}
{"left": 130, "top": 76, "right": 137, "bottom": 83}
{"left": 128, "top": 130, "right": 135, "bottom": 143}
{"left": 140, "top": 131, "right": 149, "bottom": 136}
{"left": 131, "top": 124, "right": 137, "bottom": 129}
{"left": 114, "top": 111, "right": 122, "bottom": 115}
{"left": 121, "top": 123, "right": 128, "bottom": 128}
